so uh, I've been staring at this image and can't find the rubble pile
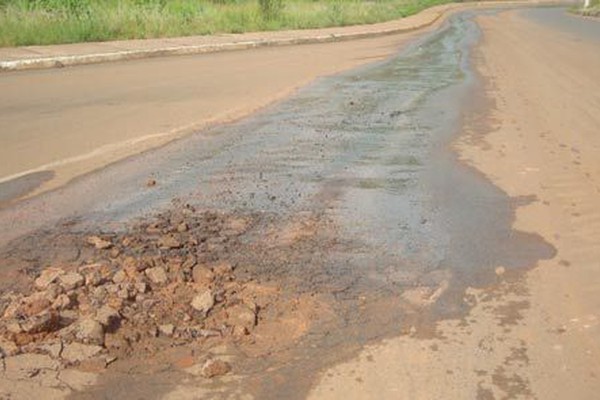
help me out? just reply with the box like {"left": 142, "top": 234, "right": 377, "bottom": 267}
{"left": 0, "top": 208, "right": 266, "bottom": 372}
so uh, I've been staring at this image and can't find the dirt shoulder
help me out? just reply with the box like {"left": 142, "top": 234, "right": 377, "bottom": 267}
{"left": 308, "top": 8, "right": 600, "bottom": 399}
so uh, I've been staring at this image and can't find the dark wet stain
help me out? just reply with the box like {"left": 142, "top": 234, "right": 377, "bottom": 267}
{"left": 491, "top": 366, "right": 533, "bottom": 399}
{"left": 0, "top": 170, "right": 54, "bottom": 206}
{"left": 476, "top": 383, "right": 496, "bottom": 400}
{"left": 0, "top": 8, "right": 558, "bottom": 400}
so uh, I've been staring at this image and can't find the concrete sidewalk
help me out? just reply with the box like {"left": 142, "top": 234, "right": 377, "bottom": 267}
{"left": 0, "top": 2, "right": 468, "bottom": 72}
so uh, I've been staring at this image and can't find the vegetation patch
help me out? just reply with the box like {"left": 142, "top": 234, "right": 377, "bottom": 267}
{"left": 0, "top": 0, "right": 452, "bottom": 47}
{"left": 572, "top": 0, "right": 600, "bottom": 17}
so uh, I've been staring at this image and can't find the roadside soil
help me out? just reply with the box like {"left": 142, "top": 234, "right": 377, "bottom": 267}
{"left": 309, "top": 9, "right": 600, "bottom": 400}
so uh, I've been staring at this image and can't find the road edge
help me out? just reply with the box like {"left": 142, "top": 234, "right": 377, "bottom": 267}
{"left": 0, "top": 1, "right": 561, "bottom": 72}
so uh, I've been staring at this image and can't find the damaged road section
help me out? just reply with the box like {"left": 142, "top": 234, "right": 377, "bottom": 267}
{"left": 0, "top": 8, "right": 558, "bottom": 400}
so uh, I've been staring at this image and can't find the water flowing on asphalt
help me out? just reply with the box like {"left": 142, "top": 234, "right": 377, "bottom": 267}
{"left": 0, "top": 10, "right": 556, "bottom": 399}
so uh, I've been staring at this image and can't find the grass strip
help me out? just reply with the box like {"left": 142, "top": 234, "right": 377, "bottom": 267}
{"left": 0, "top": 0, "right": 453, "bottom": 47}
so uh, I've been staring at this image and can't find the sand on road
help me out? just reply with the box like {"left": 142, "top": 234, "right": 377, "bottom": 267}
{"left": 309, "top": 8, "right": 600, "bottom": 400}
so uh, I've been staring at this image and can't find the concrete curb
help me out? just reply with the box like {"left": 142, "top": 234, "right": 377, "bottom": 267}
{"left": 0, "top": 1, "right": 561, "bottom": 72}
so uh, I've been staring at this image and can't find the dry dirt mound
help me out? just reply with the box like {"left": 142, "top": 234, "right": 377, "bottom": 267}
{"left": 0, "top": 206, "right": 299, "bottom": 379}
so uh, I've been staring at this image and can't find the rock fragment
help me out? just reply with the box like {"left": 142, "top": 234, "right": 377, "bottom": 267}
{"left": 0, "top": 337, "right": 19, "bottom": 357}
{"left": 191, "top": 290, "right": 214, "bottom": 316}
{"left": 192, "top": 266, "right": 215, "bottom": 285}
{"left": 145, "top": 267, "right": 168, "bottom": 285}
{"left": 34, "top": 268, "right": 65, "bottom": 290}
{"left": 159, "top": 324, "right": 175, "bottom": 337}
{"left": 74, "top": 319, "right": 104, "bottom": 346}
{"left": 227, "top": 303, "right": 257, "bottom": 332}
{"left": 61, "top": 342, "right": 103, "bottom": 364}
{"left": 37, "top": 341, "right": 63, "bottom": 359}
{"left": 58, "top": 272, "right": 85, "bottom": 291}
{"left": 20, "top": 311, "right": 59, "bottom": 334}
{"left": 51, "top": 294, "right": 73, "bottom": 310}
{"left": 200, "top": 358, "right": 231, "bottom": 378}
{"left": 94, "top": 306, "right": 121, "bottom": 329}
{"left": 158, "top": 235, "right": 181, "bottom": 249}
{"left": 112, "top": 270, "right": 128, "bottom": 284}
{"left": 86, "top": 236, "right": 113, "bottom": 250}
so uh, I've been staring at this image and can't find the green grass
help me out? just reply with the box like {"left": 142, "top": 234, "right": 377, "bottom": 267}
{"left": 0, "top": 0, "right": 453, "bottom": 47}
{"left": 572, "top": 0, "right": 600, "bottom": 17}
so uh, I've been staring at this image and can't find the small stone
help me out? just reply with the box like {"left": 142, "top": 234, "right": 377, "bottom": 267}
{"left": 112, "top": 270, "right": 128, "bottom": 284}
{"left": 117, "top": 287, "right": 131, "bottom": 300}
{"left": 104, "top": 284, "right": 119, "bottom": 294}
{"left": 0, "top": 337, "right": 19, "bottom": 357}
{"left": 75, "top": 318, "right": 104, "bottom": 346}
{"left": 38, "top": 341, "right": 63, "bottom": 359}
{"left": 158, "top": 235, "right": 181, "bottom": 249}
{"left": 62, "top": 342, "right": 103, "bottom": 364}
{"left": 45, "top": 283, "right": 64, "bottom": 299}
{"left": 227, "top": 304, "right": 257, "bottom": 331}
{"left": 213, "top": 261, "right": 234, "bottom": 276}
{"left": 177, "top": 222, "right": 188, "bottom": 233}
{"left": 191, "top": 290, "right": 214, "bottom": 316}
{"left": 6, "top": 321, "right": 22, "bottom": 334}
{"left": 192, "top": 265, "right": 215, "bottom": 286}
{"left": 495, "top": 266, "right": 506, "bottom": 276}
{"left": 86, "top": 236, "right": 113, "bottom": 250}
{"left": 18, "top": 291, "right": 52, "bottom": 317}
{"left": 20, "top": 311, "right": 60, "bottom": 334}
{"left": 107, "top": 297, "right": 124, "bottom": 311}
{"left": 146, "top": 178, "right": 157, "bottom": 187}
{"left": 58, "top": 272, "right": 85, "bottom": 291}
{"left": 52, "top": 293, "right": 73, "bottom": 310}
{"left": 200, "top": 359, "right": 231, "bottom": 378}
{"left": 59, "top": 309, "right": 79, "bottom": 323}
{"left": 232, "top": 325, "right": 249, "bottom": 337}
{"left": 110, "top": 248, "right": 121, "bottom": 258}
{"left": 145, "top": 267, "right": 168, "bottom": 285}
{"left": 135, "top": 281, "right": 148, "bottom": 294}
{"left": 95, "top": 306, "right": 120, "bottom": 329}
{"left": 159, "top": 324, "right": 175, "bottom": 337}
{"left": 34, "top": 268, "right": 65, "bottom": 290}
{"left": 85, "top": 270, "right": 105, "bottom": 287}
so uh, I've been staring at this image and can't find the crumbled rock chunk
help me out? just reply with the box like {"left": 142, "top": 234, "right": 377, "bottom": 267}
{"left": 58, "top": 272, "right": 84, "bottom": 291}
{"left": 192, "top": 266, "right": 215, "bottom": 286}
{"left": 112, "top": 270, "right": 128, "bottom": 284}
{"left": 145, "top": 267, "right": 168, "bottom": 285}
{"left": 191, "top": 290, "right": 214, "bottom": 316}
{"left": 0, "top": 210, "right": 280, "bottom": 370}
{"left": 62, "top": 342, "right": 103, "bottom": 364}
{"left": 20, "top": 311, "right": 60, "bottom": 334}
{"left": 0, "top": 337, "right": 19, "bottom": 357}
{"left": 74, "top": 319, "right": 104, "bottom": 346}
{"left": 227, "top": 304, "right": 257, "bottom": 332}
{"left": 159, "top": 324, "right": 175, "bottom": 337}
{"left": 34, "top": 268, "right": 65, "bottom": 290}
{"left": 94, "top": 306, "right": 120, "bottom": 329}
{"left": 86, "top": 236, "right": 113, "bottom": 250}
{"left": 158, "top": 235, "right": 181, "bottom": 249}
{"left": 200, "top": 359, "right": 231, "bottom": 378}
